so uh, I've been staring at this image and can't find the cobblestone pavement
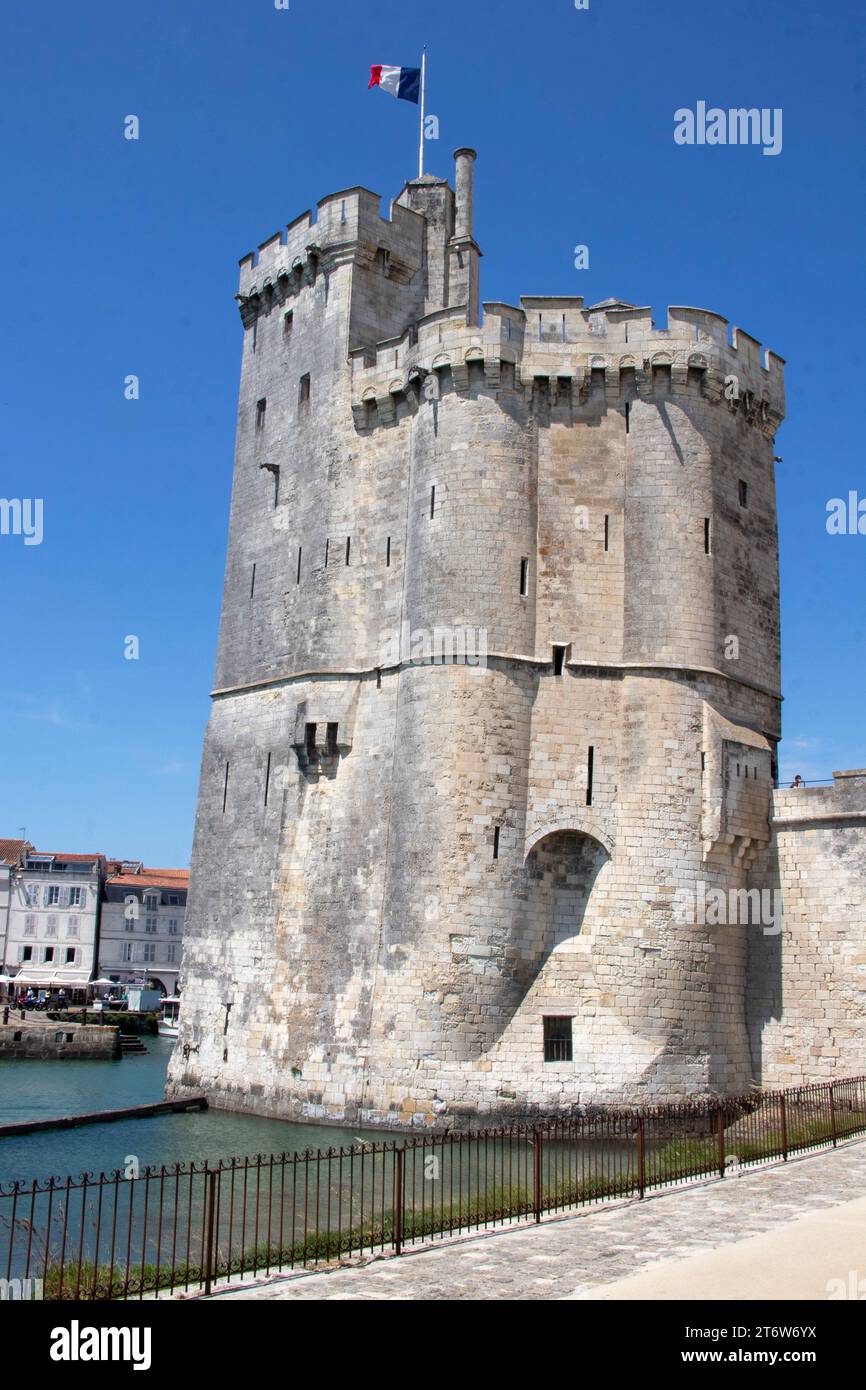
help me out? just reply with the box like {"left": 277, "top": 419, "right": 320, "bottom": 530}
{"left": 204, "top": 1138, "right": 866, "bottom": 1301}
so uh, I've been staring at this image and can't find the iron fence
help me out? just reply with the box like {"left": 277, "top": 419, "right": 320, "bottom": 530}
{"left": 2, "top": 1074, "right": 864, "bottom": 1300}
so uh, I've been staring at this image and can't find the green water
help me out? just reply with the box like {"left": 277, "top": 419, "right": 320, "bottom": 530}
{"left": 0, "top": 1040, "right": 384, "bottom": 1187}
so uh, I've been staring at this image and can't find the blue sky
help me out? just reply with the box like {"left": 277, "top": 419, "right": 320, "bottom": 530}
{"left": 0, "top": 0, "right": 863, "bottom": 864}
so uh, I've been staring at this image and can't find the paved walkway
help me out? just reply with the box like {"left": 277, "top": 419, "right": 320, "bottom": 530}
{"left": 203, "top": 1138, "right": 866, "bottom": 1301}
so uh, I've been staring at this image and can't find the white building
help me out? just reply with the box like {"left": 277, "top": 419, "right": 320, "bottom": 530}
{"left": 4, "top": 850, "right": 104, "bottom": 998}
{"left": 98, "top": 863, "right": 188, "bottom": 997}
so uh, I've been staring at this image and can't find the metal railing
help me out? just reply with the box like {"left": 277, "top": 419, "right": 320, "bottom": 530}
{"left": 2, "top": 1075, "right": 864, "bottom": 1301}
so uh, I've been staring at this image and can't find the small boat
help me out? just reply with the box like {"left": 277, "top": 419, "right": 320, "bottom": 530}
{"left": 158, "top": 996, "right": 180, "bottom": 1038}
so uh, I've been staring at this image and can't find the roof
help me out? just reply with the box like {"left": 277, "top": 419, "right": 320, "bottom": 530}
{"left": 28, "top": 851, "right": 106, "bottom": 863}
{"left": 106, "top": 867, "right": 189, "bottom": 890}
{"left": 0, "top": 839, "right": 30, "bottom": 866}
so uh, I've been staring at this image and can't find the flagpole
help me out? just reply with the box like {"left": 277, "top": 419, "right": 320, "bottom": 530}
{"left": 418, "top": 47, "right": 426, "bottom": 178}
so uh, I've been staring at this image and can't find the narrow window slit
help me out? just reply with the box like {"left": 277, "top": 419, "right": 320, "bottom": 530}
{"left": 493, "top": 826, "right": 500, "bottom": 860}
{"left": 604, "top": 515, "right": 609, "bottom": 552}
{"left": 386, "top": 536, "right": 391, "bottom": 567}
{"left": 264, "top": 752, "right": 271, "bottom": 807}
{"left": 250, "top": 563, "right": 256, "bottom": 598}
{"left": 430, "top": 485, "right": 436, "bottom": 519}
{"left": 519, "top": 557, "right": 528, "bottom": 596}
{"left": 222, "top": 762, "right": 229, "bottom": 814}
{"left": 704, "top": 517, "right": 712, "bottom": 554}
{"left": 586, "top": 745, "right": 595, "bottom": 806}
{"left": 345, "top": 536, "right": 351, "bottom": 565}
{"left": 296, "top": 546, "right": 302, "bottom": 584}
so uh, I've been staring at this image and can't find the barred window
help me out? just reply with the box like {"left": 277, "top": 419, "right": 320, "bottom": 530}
{"left": 543, "top": 1016, "right": 573, "bottom": 1063}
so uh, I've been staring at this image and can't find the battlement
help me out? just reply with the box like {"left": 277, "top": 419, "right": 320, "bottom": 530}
{"left": 349, "top": 296, "right": 785, "bottom": 436}
{"left": 237, "top": 186, "right": 426, "bottom": 297}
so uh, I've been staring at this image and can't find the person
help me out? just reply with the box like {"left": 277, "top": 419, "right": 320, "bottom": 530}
{"left": 790, "top": 774, "right": 805, "bottom": 788}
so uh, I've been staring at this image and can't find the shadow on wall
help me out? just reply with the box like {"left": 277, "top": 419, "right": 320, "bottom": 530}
{"left": 498, "top": 830, "right": 609, "bottom": 1032}
{"left": 746, "top": 849, "right": 784, "bottom": 1087}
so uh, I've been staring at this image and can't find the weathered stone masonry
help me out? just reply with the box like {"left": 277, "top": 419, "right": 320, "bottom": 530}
{"left": 167, "top": 149, "right": 864, "bottom": 1128}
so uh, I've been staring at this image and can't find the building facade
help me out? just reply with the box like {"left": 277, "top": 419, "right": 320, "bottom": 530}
{"left": 4, "top": 850, "right": 104, "bottom": 996}
{"left": 98, "top": 864, "right": 188, "bottom": 997}
{"left": 167, "top": 150, "right": 865, "bottom": 1129}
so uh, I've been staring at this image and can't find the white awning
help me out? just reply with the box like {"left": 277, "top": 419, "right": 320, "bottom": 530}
{"left": 7, "top": 968, "right": 92, "bottom": 986}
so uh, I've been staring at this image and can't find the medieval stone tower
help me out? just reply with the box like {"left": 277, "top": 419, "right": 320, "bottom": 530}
{"left": 167, "top": 149, "right": 789, "bottom": 1128}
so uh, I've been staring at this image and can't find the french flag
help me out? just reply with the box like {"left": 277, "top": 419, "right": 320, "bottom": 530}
{"left": 368, "top": 64, "right": 421, "bottom": 104}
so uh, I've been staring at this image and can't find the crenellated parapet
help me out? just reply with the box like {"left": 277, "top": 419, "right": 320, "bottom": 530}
{"left": 348, "top": 296, "right": 785, "bottom": 439}
{"left": 235, "top": 186, "right": 426, "bottom": 334}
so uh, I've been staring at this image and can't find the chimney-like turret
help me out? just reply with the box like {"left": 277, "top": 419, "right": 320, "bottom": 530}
{"left": 448, "top": 147, "right": 482, "bottom": 326}
{"left": 453, "top": 147, "right": 476, "bottom": 238}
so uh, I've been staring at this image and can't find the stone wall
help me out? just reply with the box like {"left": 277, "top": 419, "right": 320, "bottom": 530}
{"left": 0, "top": 1023, "right": 120, "bottom": 1060}
{"left": 748, "top": 771, "right": 866, "bottom": 1086}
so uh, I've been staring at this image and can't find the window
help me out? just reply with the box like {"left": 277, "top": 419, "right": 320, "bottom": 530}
{"left": 430, "top": 485, "right": 436, "bottom": 519}
{"left": 46, "top": 885, "right": 60, "bottom": 906}
{"left": 143, "top": 942, "right": 156, "bottom": 963}
{"left": 168, "top": 895, "right": 179, "bottom": 906}
{"left": 21, "top": 946, "right": 33, "bottom": 962}
{"left": 24, "top": 916, "right": 36, "bottom": 937}
{"left": 145, "top": 917, "right": 157, "bottom": 934}
{"left": 68, "top": 886, "right": 83, "bottom": 907}
{"left": 345, "top": 536, "right": 351, "bottom": 565}
{"left": 604, "top": 514, "right": 609, "bottom": 552}
{"left": 66, "top": 920, "right": 79, "bottom": 938}
{"left": 44, "top": 918, "right": 57, "bottom": 938}
{"left": 256, "top": 398, "right": 266, "bottom": 430}
{"left": 144, "top": 894, "right": 159, "bottom": 911}
{"left": 283, "top": 310, "right": 293, "bottom": 336}
{"left": 65, "top": 947, "right": 76, "bottom": 964}
{"left": 704, "top": 517, "right": 712, "bottom": 554}
{"left": 122, "top": 942, "right": 134, "bottom": 963}
{"left": 125, "top": 918, "right": 135, "bottom": 932}
{"left": 167, "top": 943, "right": 177, "bottom": 963}
{"left": 738, "top": 479, "right": 748, "bottom": 508}
{"left": 305, "top": 723, "right": 317, "bottom": 759}
{"left": 44, "top": 947, "right": 55, "bottom": 963}
{"left": 386, "top": 537, "right": 391, "bottom": 567}
{"left": 493, "top": 826, "right": 500, "bottom": 860}
{"left": 552, "top": 645, "right": 567, "bottom": 677}
{"left": 24, "top": 883, "right": 39, "bottom": 907}
{"left": 543, "top": 1016, "right": 573, "bottom": 1063}
{"left": 299, "top": 373, "right": 311, "bottom": 405}
{"left": 326, "top": 723, "right": 339, "bottom": 756}
{"left": 586, "top": 745, "right": 595, "bottom": 807}
{"left": 168, "top": 920, "right": 179, "bottom": 935}
{"left": 519, "top": 557, "right": 528, "bottom": 597}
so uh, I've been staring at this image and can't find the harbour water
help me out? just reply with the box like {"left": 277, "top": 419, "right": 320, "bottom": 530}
{"left": 0, "top": 1039, "right": 383, "bottom": 1187}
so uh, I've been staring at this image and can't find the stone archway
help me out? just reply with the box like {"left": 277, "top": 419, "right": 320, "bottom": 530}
{"left": 505, "top": 829, "right": 611, "bottom": 1003}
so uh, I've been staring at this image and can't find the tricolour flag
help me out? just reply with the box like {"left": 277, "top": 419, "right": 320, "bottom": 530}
{"left": 368, "top": 65, "right": 421, "bottom": 104}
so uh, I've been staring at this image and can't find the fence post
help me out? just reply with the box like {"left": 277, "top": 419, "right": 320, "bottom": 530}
{"left": 203, "top": 1168, "right": 217, "bottom": 1296}
{"left": 532, "top": 1128, "right": 542, "bottom": 1223}
{"left": 779, "top": 1091, "right": 788, "bottom": 1161}
{"left": 636, "top": 1112, "right": 644, "bottom": 1200}
{"left": 829, "top": 1083, "right": 837, "bottom": 1148}
{"left": 717, "top": 1107, "right": 725, "bottom": 1179}
{"left": 393, "top": 1147, "right": 405, "bottom": 1255}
